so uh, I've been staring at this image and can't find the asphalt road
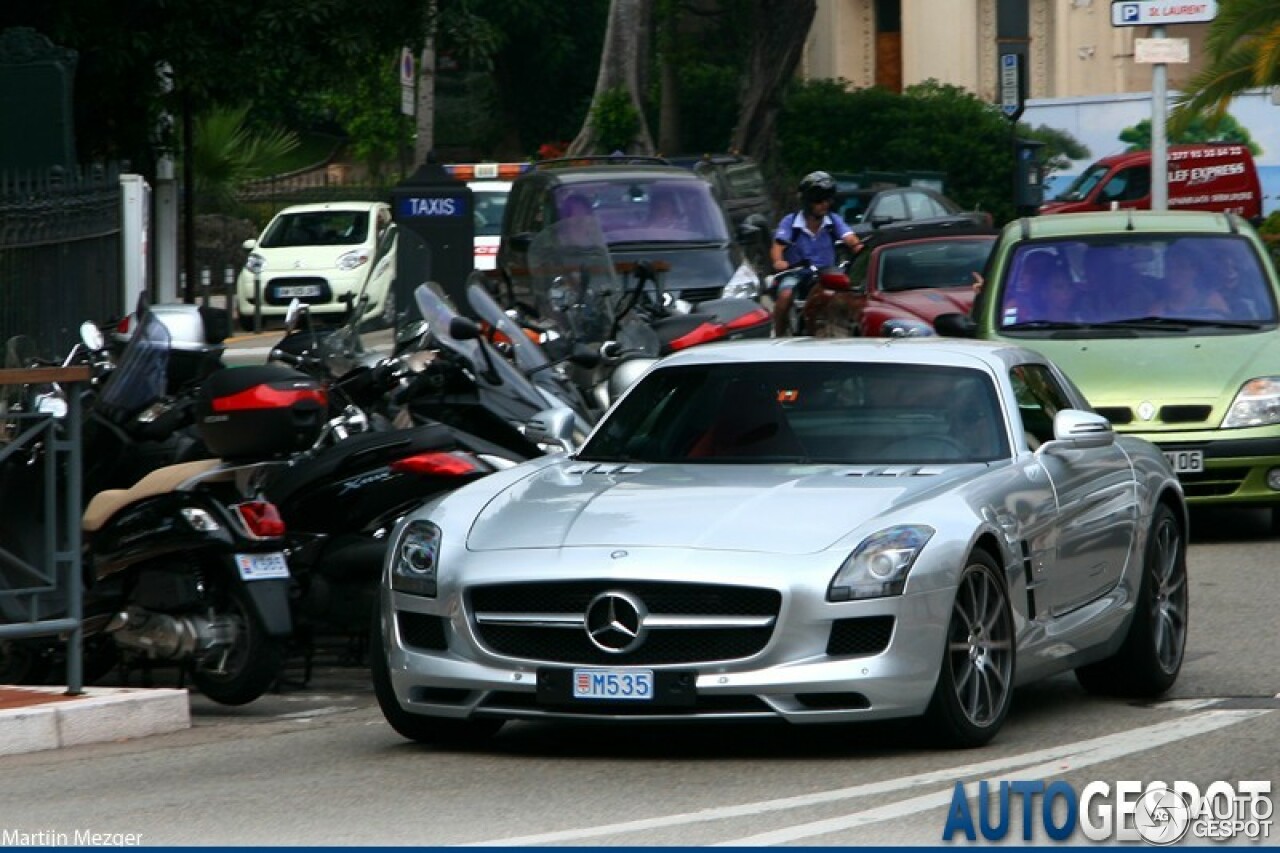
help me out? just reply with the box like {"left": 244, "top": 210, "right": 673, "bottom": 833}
{"left": 0, "top": 506, "right": 1275, "bottom": 846}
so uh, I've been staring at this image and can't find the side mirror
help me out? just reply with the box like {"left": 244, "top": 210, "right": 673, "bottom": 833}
{"left": 870, "top": 214, "right": 896, "bottom": 228}
{"left": 524, "top": 406, "right": 578, "bottom": 453}
{"left": 80, "top": 321, "right": 105, "bottom": 352}
{"left": 934, "top": 312, "right": 978, "bottom": 338}
{"left": 1037, "top": 409, "right": 1115, "bottom": 454}
{"left": 242, "top": 238, "right": 257, "bottom": 251}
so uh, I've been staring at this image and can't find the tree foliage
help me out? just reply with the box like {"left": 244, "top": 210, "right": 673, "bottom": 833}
{"left": 1171, "top": 0, "right": 1280, "bottom": 133}
{"left": 776, "top": 79, "right": 1087, "bottom": 225}
{"left": 1119, "top": 114, "right": 1261, "bottom": 155}
{"left": 190, "top": 105, "right": 300, "bottom": 213}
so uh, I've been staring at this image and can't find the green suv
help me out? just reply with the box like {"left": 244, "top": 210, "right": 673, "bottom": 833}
{"left": 936, "top": 210, "right": 1280, "bottom": 518}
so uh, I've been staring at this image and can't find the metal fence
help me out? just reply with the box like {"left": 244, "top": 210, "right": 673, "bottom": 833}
{"left": 0, "top": 165, "right": 122, "bottom": 359}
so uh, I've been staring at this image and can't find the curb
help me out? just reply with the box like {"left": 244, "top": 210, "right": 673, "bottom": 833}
{"left": 0, "top": 687, "right": 191, "bottom": 757}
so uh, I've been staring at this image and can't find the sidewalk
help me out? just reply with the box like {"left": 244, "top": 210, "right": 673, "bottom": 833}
{"left": 0, "top": 685, "right": 190, "bottom": 757}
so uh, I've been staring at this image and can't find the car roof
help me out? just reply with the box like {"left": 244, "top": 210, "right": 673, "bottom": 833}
{"left": 1007, "top": 209, "right": 1245, "bottom": 240}
{"left": 272, "top": 201, "right": 386, "bottom": 215}
{"left": 523, "top": 157, "right": 698, "bottom": 186}
{"left": 863, "top": 219, "right": 998, "bottom": 249}
{"left": 653, "top": 336, "right": 1046, "bottom": 374}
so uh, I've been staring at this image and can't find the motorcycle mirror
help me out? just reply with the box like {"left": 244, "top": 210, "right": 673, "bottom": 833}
{"left": 79, "top": 321, "right": 105, "bottom": 352}
{"left": 448, "top": 315, "right": 481, "bottom": 341}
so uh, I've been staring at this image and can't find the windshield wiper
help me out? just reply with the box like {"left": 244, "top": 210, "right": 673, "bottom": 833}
{"left": 1100, "top": 316, "right": 1266, "bottom": 331}
{"left": 1001, "top": 321, "right": 1090, "bottom": 330}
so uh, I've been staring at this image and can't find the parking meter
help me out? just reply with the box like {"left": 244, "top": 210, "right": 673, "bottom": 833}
{"left": 390, "top": 159, "right": 474, "bottom": 319}
{"left": 1013, "top": 139, "right": 1046, "bottom": 216}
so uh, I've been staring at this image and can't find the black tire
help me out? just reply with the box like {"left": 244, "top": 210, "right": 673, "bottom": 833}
{"left": 923, "top": 550, "right": 1015, "bottom": 748}
{"left": 1075, "top": 503, "right": 1187, "bottom": 697}
{"left": 189, "top": 582, "right": 284, "bottom": 706}
{"left": 370, "top": 607, "right": 502, "bottom": 745}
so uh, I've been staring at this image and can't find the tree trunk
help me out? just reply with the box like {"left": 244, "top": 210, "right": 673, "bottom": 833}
{"left": 568, "top": 0, "right": 656, "bottom": 156}
{"left": 655, "top": 1, "right": 681, "bottom": 155}
{"left": 730, "top": 0, "right": 816, "bottom": 167}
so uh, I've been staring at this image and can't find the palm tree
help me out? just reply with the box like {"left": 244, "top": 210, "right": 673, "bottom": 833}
{"left": 1170, "top": 0, "right": 1280, "bottom": 133}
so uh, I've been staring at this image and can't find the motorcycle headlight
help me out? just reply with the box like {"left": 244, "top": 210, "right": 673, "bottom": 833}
{"left": 828, "top": 525, "right": 934, "bottom": 601}
{"left": 390, "top": 519, "right": 442, "bottom": 596}
{"left": 723, "top": 263, "right": 761, "bottom": 300}
{"left": 1222, "top": 377, "right": 1280, "bottom": 428}
{"left": 881, "top": 318, "right": 935, "bottom": 338}
{"left": 244, "top": 253, "right": 267, "bottom": 275}
{"left": 336, "top": 249, "right": 371, "bottom": 271}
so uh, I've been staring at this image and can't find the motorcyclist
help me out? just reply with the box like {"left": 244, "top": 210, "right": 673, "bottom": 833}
{"left": 769, "top": 171, "right": 863, "bottom": 336}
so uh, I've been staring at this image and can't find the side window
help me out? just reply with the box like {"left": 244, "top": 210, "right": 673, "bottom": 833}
{"left": 1009, "top": 364, "right": 1073, "bottom": 448}
{"left": 904, "top": 191, "right": 935, "bottom": 220}
{"left": 873, "top": 193, "right": 908, "bottom": 222}
{"left": 507, "top": 184, "right": 535, "bottom": 234}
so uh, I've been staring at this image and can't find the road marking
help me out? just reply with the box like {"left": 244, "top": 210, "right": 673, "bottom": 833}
{"left": 470, "top": 708, "right": 1269, "bottom": 846}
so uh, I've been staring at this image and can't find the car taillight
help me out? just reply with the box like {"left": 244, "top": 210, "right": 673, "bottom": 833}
{"left": 667, "top": 322, "right": 725, "bottom": 351}
{"left": 390, "top": 451, "right": 489, "bottom": 477}
{"left": 234, "top": 501, "right": 286, "bottom": 538}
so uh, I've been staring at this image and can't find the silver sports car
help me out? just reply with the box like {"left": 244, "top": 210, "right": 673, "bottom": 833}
{"left": 373, "top": 338, "right": 1188, "bottom": 748}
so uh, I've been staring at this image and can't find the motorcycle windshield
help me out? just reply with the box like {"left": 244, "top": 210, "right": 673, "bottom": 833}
{"left": 466, "top": 282, "right": 549, "bottom": 374}
{"left": 527, "top": 219, "right": 659, "bottom": 358}
{"left": 413, "top": 283, "right": 549, "bottom": 414}
{"left": 97, "top": 310, "right": 170, "bottom": 420}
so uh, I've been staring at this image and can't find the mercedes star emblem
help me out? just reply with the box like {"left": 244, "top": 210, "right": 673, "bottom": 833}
{"left": 584, "top": 590, "right": 648, "bottom": 654}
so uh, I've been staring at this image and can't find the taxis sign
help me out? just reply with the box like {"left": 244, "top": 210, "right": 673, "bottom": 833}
{"left": 1111, "top": 1, "right": 1217, "bottom": 26}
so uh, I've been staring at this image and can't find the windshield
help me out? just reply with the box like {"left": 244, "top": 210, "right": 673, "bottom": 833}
{"left": 580, "top": 361, "right": 1009, "bottom": 465}
{"left": 467, "top": 281, "right": 549, "bottom": 373}
{"left": 98, "top": 309, "right": 170, "bottom": 420}
{"left": 551, "top": 179, "right": 729, "bottom": 244}
{"left": 997, "top": 236, "right": 1277, "bottom": 331}
{"left": 878, "top": 238, "right": 995, "bottom": 292}
{"left": 527, "top": 218, "right": 661, "bottom": 358}
{"left": 260, "top": 210, "right": 370, "bottom": 248}
{"left": 1053, "top": 165, "right": 1110, "bottom": 203}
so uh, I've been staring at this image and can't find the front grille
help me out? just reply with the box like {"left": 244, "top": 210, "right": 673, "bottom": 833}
{"left": 1160, "top": 405, "right": 1213, "bottom": 425}
{"left": 397, "top": 611, "right": 448, "bottom": 651}
{"left": 1094, "top": 407, "right": 1132, "bottom": 425}
{"left": 469, "top": 581, "right": 780, "bottom": 666}
{"left": 1176, "top": 466, "right": 1249, "bottom": 498}
{"left": 674, "top": 285, "right": 724, "bottom": 303}
{"left": 827, "top": 616, "right": 894, "bottom": 657}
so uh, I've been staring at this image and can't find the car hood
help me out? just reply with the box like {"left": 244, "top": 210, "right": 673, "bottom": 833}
{"left": 465, "top": 461, "right": 970, "bottom": 554}
{"left": 257, "top": 246, "right": 359, "bottom": 271}
{"left": 874, "top": 286, "right": 975, "bottom": 323}
{"left": 1019, "top": 333, "right": 1280, "bottom": 421}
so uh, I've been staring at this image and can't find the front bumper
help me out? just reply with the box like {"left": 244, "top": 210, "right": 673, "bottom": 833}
{"left": 1124, "top": 429, "right": 1280, "bottom": 505}
{"left": 235, "top": 270, "right": 380, "bottom": 318}
{"left": 381, "top": 579, "right": 953, "bottom": 726}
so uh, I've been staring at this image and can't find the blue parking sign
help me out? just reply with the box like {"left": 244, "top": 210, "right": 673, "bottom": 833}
{"left": 1121, "top": 2, "right": 1139, "bottom": 22}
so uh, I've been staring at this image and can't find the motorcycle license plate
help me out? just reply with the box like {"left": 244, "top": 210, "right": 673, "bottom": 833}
{"left": 276, "top": 284, "right": 322, "bottom": 298}
{"left": 235, "top": 552, "right": 290, "bottom": 581}
{"left": 1163, "top": 450, "right": 1204, "bottom": 474}
{"left": 572, "top": 668, "right": 654, "bottom": 701}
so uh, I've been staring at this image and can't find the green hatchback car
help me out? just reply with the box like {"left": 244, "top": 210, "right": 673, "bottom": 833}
{"left": 936, "top": 210, "right": 1280, "bottom": 518}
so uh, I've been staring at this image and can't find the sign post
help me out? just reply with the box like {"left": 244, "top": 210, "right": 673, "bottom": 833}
{"left": 399, "top": 47, "right": 416, "bottom": 117}
{"left": 999, "top": 53, "right": 1024, "bottom": 122}
{"left": 1111, "top": 1, "right": 1218, "bottom": 211}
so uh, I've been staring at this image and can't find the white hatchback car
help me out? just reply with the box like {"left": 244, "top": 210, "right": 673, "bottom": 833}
{"left": 235, "top": 201, "right": 396, "bottom": 330}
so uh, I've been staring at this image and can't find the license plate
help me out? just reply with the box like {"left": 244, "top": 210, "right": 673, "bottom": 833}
{"left": 276, "top": 284, "right": 322, "bottom": 298}
{"left": 1163, "top": 449, "right": 1204, "bottom": 474}
{"left": 235, "top": 552, "right": 290, "bottom": 581}
{"left": 572, "top": 668, "right": 654, "bottom": 701}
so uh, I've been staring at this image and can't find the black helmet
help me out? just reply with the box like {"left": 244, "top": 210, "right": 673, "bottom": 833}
{"left": 799, "top": 171, "right": 836, "bottom": 204}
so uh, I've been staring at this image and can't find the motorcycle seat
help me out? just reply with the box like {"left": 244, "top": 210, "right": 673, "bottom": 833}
{"left": 83, "top": 459, "right": 222, "bottom": 533}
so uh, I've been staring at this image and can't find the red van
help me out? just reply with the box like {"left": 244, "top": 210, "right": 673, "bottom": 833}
{"left": 1040, "top": 144, "right": 1262, "bottom": 222}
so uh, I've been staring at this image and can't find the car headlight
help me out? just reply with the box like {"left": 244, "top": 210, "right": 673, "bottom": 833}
{"left": 337, "top": 249, "right": 371, "bottom": 271}
{"left": 244, "top": 253, "right": 266, "bottom": 275}
{"left": 1222, "top": 377, "right": 1280, "bottom": 428}
{"left": 723, "top": 263, "right": 761, "bottom": 300}
{"left": 828, "top": 524, "right": 934, "bottom": 601}
{"left": 390, "top": 519, "right": 441, "bottom": 596}
{"left": 881, "top": 318, "right": 935, "bottom": 338}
